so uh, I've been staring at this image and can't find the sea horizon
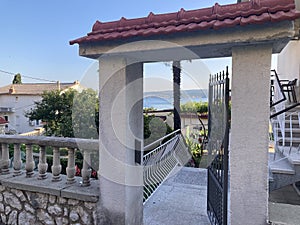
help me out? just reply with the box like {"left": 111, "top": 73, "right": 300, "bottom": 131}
{"left": 143, "top": 89, "right": 208, "bottom": 110}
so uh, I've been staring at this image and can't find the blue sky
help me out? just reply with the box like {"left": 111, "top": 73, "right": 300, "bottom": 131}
{"left": 0, "top": 0, "right": 271, "bottom": 91}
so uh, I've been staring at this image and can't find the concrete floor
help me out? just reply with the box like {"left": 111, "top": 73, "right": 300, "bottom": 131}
{"left": 144, "top": 167, "right": 300, "bottom": 225}
{"left": 143, "top": 167, "right": 210, "bottom": 225}
{"left": 269, "top": 185, "right": 300, "bottom": 225}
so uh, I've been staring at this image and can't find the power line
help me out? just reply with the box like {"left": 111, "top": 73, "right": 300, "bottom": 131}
{"left": 0, "top": 69, "right": 56, "bottom": 83}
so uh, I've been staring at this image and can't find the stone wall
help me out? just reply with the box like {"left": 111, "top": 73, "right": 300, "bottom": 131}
{"left": 0, "top": 185, "right": 99, "bottom": 225}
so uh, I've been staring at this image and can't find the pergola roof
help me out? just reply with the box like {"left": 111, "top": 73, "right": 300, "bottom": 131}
{"left": 70, "top": 0, "right": 300, "bottom": 45}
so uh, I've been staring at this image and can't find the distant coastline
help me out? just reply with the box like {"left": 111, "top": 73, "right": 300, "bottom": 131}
{"left": 144, "top": 89, "right": 208, "bottom": 110}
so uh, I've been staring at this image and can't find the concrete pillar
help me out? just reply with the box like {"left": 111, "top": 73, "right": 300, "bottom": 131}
{"left": 98, "top": 56, "right": 144, "bottom": 225}
{"left": 230, "top": 45, "right": 272, "bottom": 225}
{"left": 296, "top": 0, "right": 300, "bottom": 11}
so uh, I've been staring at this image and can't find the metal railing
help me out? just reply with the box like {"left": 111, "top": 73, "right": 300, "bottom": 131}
{"left": 0, "top": 131, "right": 191, "bottom": 200}
{"left": 271, "top": 110, "right": 300, "bottom": 157}
{"left": 0, "top": 135, "right": 98, "bottom": 186}
{"left": 143, "top": 129, "right": 191, "bottom": 203}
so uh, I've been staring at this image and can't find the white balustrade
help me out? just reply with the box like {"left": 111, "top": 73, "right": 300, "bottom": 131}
{"left": 13, "top": 144, "right": 22, "bottom": 176}
{"left": 66, "top": 148, "right": 76, "bottom": 184}
{"left": 81, "top": 150, "right": 91, "bottom": 186}
{"left": 0, "top": 135, "right": 99, "bottom": 187}
{"left": 1, "top": 143, "right": 9, "bottom": 174}
{"left": 51, "top": 147, "right": 61, "bottom": 181}
{"left": 38, "top": 146, "right": 48, "bottom": 179}
{"left": 25, "top": 144, "right": 35, "bottom": 177}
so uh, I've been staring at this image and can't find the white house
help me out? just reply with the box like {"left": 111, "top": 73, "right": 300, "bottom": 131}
{"left": 0, "top": 81, "right": 81, "bottom": 134}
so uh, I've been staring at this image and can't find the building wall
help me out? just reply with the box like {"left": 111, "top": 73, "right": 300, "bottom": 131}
{"left": 0, "top": 95, "right": 42, "bottom": 134}
{"left": 0, "top": 185, "right": 99, "bottom": 224}
{"left": 0, "top": 83, "right": 82, "bottom": 134}
{"left": 277, "top": 40, "right": 300, "bottom": 101}
{"left": 277, "top": 40, "right": 300, "bottom": 81}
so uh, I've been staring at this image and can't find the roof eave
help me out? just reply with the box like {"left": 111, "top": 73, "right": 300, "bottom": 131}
{"left": 75, "top": 20, "right": 296, "bottom": 61}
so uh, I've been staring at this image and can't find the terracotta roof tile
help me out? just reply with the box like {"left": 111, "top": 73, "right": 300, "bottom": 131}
{"left": 0, "top": 117, "right": 8, "bottom": 125}
{"left": 0, "top": 83, "right": 78, "bottom": 95}
{"left": 70, "top": 0, "right": 300, "bottom": 45}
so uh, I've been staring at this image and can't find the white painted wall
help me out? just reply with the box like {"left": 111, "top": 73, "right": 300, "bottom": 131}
{"left": 0, "top": 84, "right": 82, "bottom": 134}
{"left": 0, "top": 94, "right": 42, "bottom": 134}
{"left": 277, "top": 40, "right": 300, "bottom": 81}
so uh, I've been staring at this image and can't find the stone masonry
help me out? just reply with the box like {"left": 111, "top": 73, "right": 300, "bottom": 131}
{"left": 0, "top": 185, "right": 99, "bottom": 225}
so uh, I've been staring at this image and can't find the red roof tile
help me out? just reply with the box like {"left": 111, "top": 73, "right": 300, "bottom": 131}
{"left": 0, "top": 82, "right": 79, "bottom": 95}
{"left": 70, "top": 0, "right": 300, "bottom": 45}
{"left": 0, "top": 117, "right": 8, "bottom": 125}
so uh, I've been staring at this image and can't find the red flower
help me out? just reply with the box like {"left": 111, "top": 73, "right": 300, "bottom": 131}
{"left": 75, "top": 165, "right": 81, "bottom": 176}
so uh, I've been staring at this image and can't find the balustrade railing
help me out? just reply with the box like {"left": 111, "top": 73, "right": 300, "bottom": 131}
{"left": 143, "top": 130, "right": 191, "bottom": 203}
{"left": 0, "top": 135, "right": 98, "bottom": 187}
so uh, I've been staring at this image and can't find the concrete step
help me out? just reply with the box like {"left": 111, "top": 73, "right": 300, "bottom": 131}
{"left": 269, "top": 166, "right": 274, "bottom": 182}
{"left": 278, "top": 137, "right": 300, "bottom": 147}
{"left": 279, "top": 146, "right": 300, "bottom": 165}
{"left": 276, "top": 129, "right": 300, "bottom": 138}
{"left": 272, "top": 118, "right": 299, "bottom": 126}
{"left": 269, "top": 153, "right": 295, "bottom": 175}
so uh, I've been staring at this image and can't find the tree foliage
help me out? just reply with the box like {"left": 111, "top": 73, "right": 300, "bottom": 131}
{"left": 180, "top": 101, "right": 208, "bottom": 114}
{"left": 25, "top": 88, "right": 99, "bottom": 138}
{"left": 72, "top": 89, "right": 99, "bottom": 139}
{"left": 12, "top": 73, "right": 22, "bottom": 84}
{"left": 144, "top": 114, "right": 173, "bottom": 146}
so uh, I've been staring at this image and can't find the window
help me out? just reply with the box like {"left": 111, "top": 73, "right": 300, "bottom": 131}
{"left": 4, "top": 116, "right": 8, "bottom": 122}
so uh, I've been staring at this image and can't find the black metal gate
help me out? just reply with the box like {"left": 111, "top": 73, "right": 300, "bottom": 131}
{"left": 207, "top": 67, "right": 230, "bottom": 225}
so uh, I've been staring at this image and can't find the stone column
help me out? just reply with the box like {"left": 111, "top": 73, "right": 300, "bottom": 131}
{"left": 98, "top": 55, "right": 143, "bottom": 225}
{"left": 230, "top": 45, "right": 272, "bottom": 225}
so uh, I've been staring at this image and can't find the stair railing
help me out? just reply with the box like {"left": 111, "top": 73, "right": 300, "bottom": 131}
{"left": 271, "top": 110, "right": 300, "bottom": 158}
{"left": 143, "top": 130, "right": 191, "bottom": 203}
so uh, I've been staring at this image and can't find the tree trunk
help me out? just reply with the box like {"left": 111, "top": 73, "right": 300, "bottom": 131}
{"left": 173, "top": 61, "right": 181, "bottom": 130}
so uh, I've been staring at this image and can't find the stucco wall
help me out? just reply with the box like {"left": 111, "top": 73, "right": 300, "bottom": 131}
{"left": 0, "top": 95, "right": 42, "bottom": 134}
{"left": 277, "top": 40, "right": 300, "bottom": 81}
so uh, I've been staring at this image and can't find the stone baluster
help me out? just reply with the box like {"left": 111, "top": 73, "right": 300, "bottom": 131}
{"left": 1, "top": 143, "right": 10, "bottom": 174}
{"left": 66, "top": 148, "right": 76, "bottom": 184}
{"left": 81, "top": 150, "right": 91, "bottom": 186}
{"left": 51, "top": 147, "right": 62, "bottom": 181}
{"left": 38, "top": 146, "right": 48, "bottom": 179}
{"left": 0, "top": 144, "right": 2, "bottom": 174}
{"left": 13, "top": 144, "right": 22, "bottom": 176}
{"left": 25, "top": 144, "right": 35, "bottom": 177}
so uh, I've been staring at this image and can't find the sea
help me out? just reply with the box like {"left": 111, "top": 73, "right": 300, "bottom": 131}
{"left": 143, "top": 89, "right": 208, "bottom": 110}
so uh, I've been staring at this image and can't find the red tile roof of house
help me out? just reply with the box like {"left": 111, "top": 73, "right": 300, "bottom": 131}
{"left": 70, "top": 0, "right": 300, "bottom": 45}
{"left": 0, "top": 82, "right": 79, "bottom": 95}
{"left": 0, "top": 117, "right": 8, "bottom": 125}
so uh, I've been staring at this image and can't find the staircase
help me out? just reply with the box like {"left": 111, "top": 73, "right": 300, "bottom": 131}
{"left": 269, "top": 105, "right": 300, "bottom": 191}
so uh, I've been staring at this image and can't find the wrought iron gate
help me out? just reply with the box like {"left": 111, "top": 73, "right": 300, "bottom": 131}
{"left": 207, "top": 67, "right": 230, "bottom": 225}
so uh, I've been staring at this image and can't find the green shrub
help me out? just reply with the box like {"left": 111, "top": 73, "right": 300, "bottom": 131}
{"left": 181, "top": 101, "right": 208, "bottom": 114}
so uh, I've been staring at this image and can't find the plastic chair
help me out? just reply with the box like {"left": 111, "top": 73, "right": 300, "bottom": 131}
{"left": 281, "top": 78, "right": 297, "bottom": 103}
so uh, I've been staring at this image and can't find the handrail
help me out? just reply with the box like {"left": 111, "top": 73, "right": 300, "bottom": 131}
{"left": 143, "top": 129, "right": 181, "bottom": 151}
{"left": 270, "top": 69, "right": 287, "bottom": 108}
{"left": 0, "top": 135, "right": 98, "bottom": 186}
{"left": 143, "top": 132, "right": 190, "bottom": 203}
{"left": 0, "top": 135, "right": 99, "bottom": 150}
{"left": 270, "top": 103, "right": 300, "bottom": 119}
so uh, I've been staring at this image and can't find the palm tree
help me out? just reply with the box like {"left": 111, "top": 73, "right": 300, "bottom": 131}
{"left": 173, "top": 61, "right": 181, "bottom": 130}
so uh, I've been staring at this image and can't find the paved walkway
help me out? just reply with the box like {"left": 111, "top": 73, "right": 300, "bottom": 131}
{"left": 144, "top": 166, "right": 300, "bottom": 225}
{"left": 143, "top": 167, "right": 210, "bottom": 225}
{"left": 269, "top": 184, "right": 300, "bottom": 225}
